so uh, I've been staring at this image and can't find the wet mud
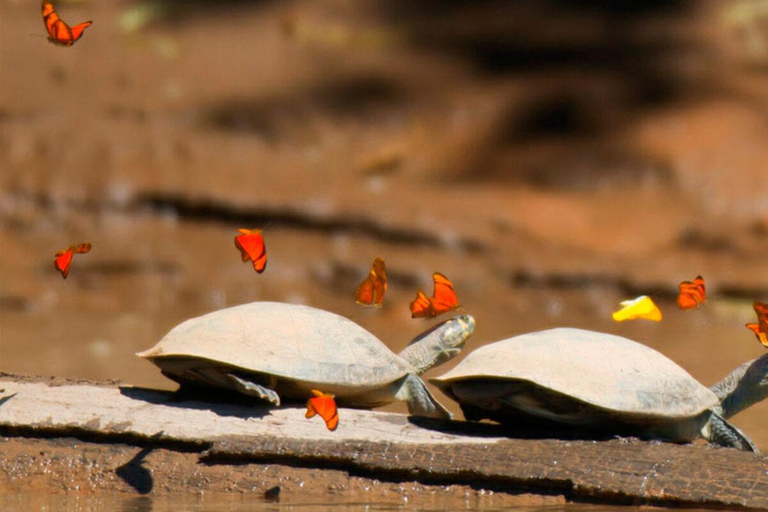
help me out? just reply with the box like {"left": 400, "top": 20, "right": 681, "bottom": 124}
{"left": 0, "top": 436, "right": 565, "bottom": 509}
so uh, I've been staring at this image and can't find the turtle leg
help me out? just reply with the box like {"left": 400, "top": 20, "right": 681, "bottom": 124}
{"left": 227, "top": 373, "right": 281, "bottom": 406}
{"left": 706, "top": 412, "right": 759, "bottom": 453}
{"left": 710, "top": 353, "right": 768, "bottom": 419}
{"left": 396, "top": 374, "right": 452, "bottom": 420}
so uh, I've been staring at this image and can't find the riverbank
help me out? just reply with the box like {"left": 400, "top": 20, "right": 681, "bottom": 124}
{"left": 0, "top": 374, "right": 765, "bottom": 510}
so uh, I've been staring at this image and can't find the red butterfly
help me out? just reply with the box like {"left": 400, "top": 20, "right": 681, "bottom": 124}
{"left": 42, "top": 1, "right": 92, "bottom": 47}
{"left": 54, "top": 242, "right": 91, "bottom": 279}
{"left": 234, "top": 229, "right": 267, "bottom": 273}
{"left": 306, "top": 389, "right": 339, "bottom": 431}
{"left": 410, "top": 272, "right": 460, "bottom": 318}
{"left": 677, "top": 275, "right": 706, "bottom": 311}
{"left": 354, "top": 257, "right": 387, "bottom": 307}
{"left": 746, "top": 301, "right": 768, "bottom": 348}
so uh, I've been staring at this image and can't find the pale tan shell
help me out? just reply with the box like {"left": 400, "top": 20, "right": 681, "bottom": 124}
{"left": 138, "top": 302, "right": 411, "bottom": 387}
{"left": 432, "top": 328, "right": 718, "bottom": 418}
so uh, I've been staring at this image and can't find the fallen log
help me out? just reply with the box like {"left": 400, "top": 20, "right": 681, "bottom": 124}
{"left": 0, "top": 374, "right": 765, "bottom": 510}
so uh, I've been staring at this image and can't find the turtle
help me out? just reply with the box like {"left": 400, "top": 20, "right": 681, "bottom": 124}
{"left": 137, "top": 301, "right": 475, "bottom": 419}
{"left": 431, "top": 328, "right": 768, "bottom": 451}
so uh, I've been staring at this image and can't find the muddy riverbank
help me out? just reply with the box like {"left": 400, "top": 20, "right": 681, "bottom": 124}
{"left": 0, "top": 376, "right": 766, "bottom": 510}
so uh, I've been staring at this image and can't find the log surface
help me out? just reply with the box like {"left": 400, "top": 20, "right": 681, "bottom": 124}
{"left": 0, "top": 376, "right": 766, "bottom": 510}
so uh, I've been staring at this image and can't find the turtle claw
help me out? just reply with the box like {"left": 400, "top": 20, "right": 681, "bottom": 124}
{"left": 227, "top": 374, "right": 281, "bottom": 406}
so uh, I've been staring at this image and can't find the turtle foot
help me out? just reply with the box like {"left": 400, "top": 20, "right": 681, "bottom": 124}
{"left": 397, "top": 374, "right": 452, "bottom": 420}
{"left": 227, "top": 374, "right": 281, "bottom": 406}
{"left": 708, "top": 412, "right": 759, "bottom": 453}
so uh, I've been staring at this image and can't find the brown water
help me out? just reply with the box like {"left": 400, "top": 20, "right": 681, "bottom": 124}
{"left": 2, "top": 0, "right": 768, "bottom": 509}
{"left": 0, "top": 494, "right": 721, "bottom": 511}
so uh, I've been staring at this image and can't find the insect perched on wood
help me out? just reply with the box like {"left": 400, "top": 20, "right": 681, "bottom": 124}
{"left": 746, "top": 302, "right": 768, "bottom": 348}
{"left": 410, "top": 272, "right": 460, "bottom": 318}
{"left": 354, "top": 257, "right": 387, "bottom": 307}
{"left": 234, "top": 228, "right": 267, "bottom": 273}
{"left": 306, "top": 389, "right": 339, "bottom": 431}
{"left": 611, "top": 295, "right": 663, "bottom": 322}
{"left": 54, "top": 242, "right": 92, "bottom": 278}
{"left": 677, "top": 275, "right": 706, "bottom": 311}
{"left": 42, "top": 1, "right": 92, "bottom": 47}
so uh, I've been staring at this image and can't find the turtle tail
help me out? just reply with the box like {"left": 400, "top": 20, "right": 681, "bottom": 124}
{"left": 706, "top": 412, "right": 759, "bottom": 453}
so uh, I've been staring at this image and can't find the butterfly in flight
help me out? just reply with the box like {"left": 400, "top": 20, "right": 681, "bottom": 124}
{"left": 612, "top": 295, "right": 663, "bottom": 322}
{"left": 54, "top": 242, "right": 92, "bottom": 279}
{"left": 354, "top": 257, "right": 387, "bottom": 307}
{"left": 746, "top": 301, "right": 768, "bottom": 348}
{"left": 234, "top": 228, "right": 267, "bottom": 273}
{"left": 42, "top": 1, "right": 92, "bottom": 47}
{"left": 677, "top": 275, "right": 706, "bottom": 311}
{"left": 306, "top": 389, "right": 339, "bottom": 431}
{"left": 410, "top": 272, "right": 460, "bottom": 318}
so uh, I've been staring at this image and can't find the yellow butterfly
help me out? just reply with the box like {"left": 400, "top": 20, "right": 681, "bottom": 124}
{"left": 612, "top": 295, "right": 663, "bottom": 322}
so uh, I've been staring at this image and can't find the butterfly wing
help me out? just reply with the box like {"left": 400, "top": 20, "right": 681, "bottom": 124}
{"left": 746, "top": 323, "right": 768, "bottom": 348}
{"left": 370, "top": 257, "right": 386, "bottom": 305}
{"left": 354, "top": 257, "right": 386, "bottom": 307}
{"left": 42, "top": 0, "right": 91, "bottom": 46}
{"left": 750, "top": 302, "right": 768, "bottom": 348}
{"left": 73, "top": 242, "right": 92, "bottom": 254}
{"left": 410, "top": 290, "right": 433, "bottom": 318}
{"left": 305, "top": 401, "right": 317, "bottom": 419}
{"left": 429, "top": 272, "right": 460, "bottom": 314}
{"left": 676, "top": 276, "right": 706, "bottom": 310}
{"left": 54, "top": 249, "right": 74, "bottom": 279}
{"left": 42, "top": 1, "right": 59, "bottom": 36}
{"left": 234, "top": 229, "right": 267, "bottom": 273}
{"left": 612, "top": 295, "right": 663, "bottom": 322}
{"left": 234, "top": 231, "right": 251, "bottom": 262}
{"left": 43, "top": 1, "right": 73, "bottom": 45}
{"left": 54, "top": 242, "right": 91, "bottom": 278}
{"left": 694, "top": 276, "right": 706, "bottom": 302}
{"left": 42, "top": 0, "right": 54, "bottom": 17}
{"left": 69, "top": 21, "right": 92, "bottom": 43}
{"left": 55, "top": 18, "right": 73, "bottom": 44}
{"left": 306, "top": 390, "right": 338, "bottom": 431}
{"left": 755, "top": 302, "right": 768, "bottom": 331}
{"left": 355, "top": 276, "right": 375, "bottom": 306}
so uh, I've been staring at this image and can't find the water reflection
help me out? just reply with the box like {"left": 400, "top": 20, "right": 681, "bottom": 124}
{"left": 123, "top": 496, "right": 152, "bottom": 512}
{"left": 0, "top": 493, "right": 727, "bottom": 512}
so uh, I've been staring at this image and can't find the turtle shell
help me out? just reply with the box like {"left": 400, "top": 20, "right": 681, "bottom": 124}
{"left": 138, "top": 302, "right": 412, "bottom": 390}
{"left": 431, "top": 328, "right": 718, "bottom": 418}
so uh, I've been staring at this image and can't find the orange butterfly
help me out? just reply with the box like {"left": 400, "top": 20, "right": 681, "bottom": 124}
{"left": 234, "top": 228, "right": 267, "bottom": 273}
{"left": 354, "top": 257, "right": 387, "bottom": 307}
{"left": 42, "top": 1, "right": 92, "bottom": 47}
{"left": 410, "top": 272, "right": 460, "bottom": 318}
{"left": 677, "top": 275, "right": 706, "bottom": 311}
{"left": 54, "top": 242, "right": 91, "bottom": 279}
{"left": 746, "top": 301, "right": 768, "bottom": 348}
{"left": 305, "top": 389, "right": 338, "bottom": 431}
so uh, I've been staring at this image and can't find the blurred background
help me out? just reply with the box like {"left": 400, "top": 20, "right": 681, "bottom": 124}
{"left": 1, "top": 0, "right": 767, "bottom": 448}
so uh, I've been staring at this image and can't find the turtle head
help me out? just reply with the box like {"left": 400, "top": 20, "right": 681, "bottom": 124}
{"left": 398, "top": 314, "right": 475, "bottom": 375}
{"left": 438, "top": 314, "right": 475, "bottom": 352}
